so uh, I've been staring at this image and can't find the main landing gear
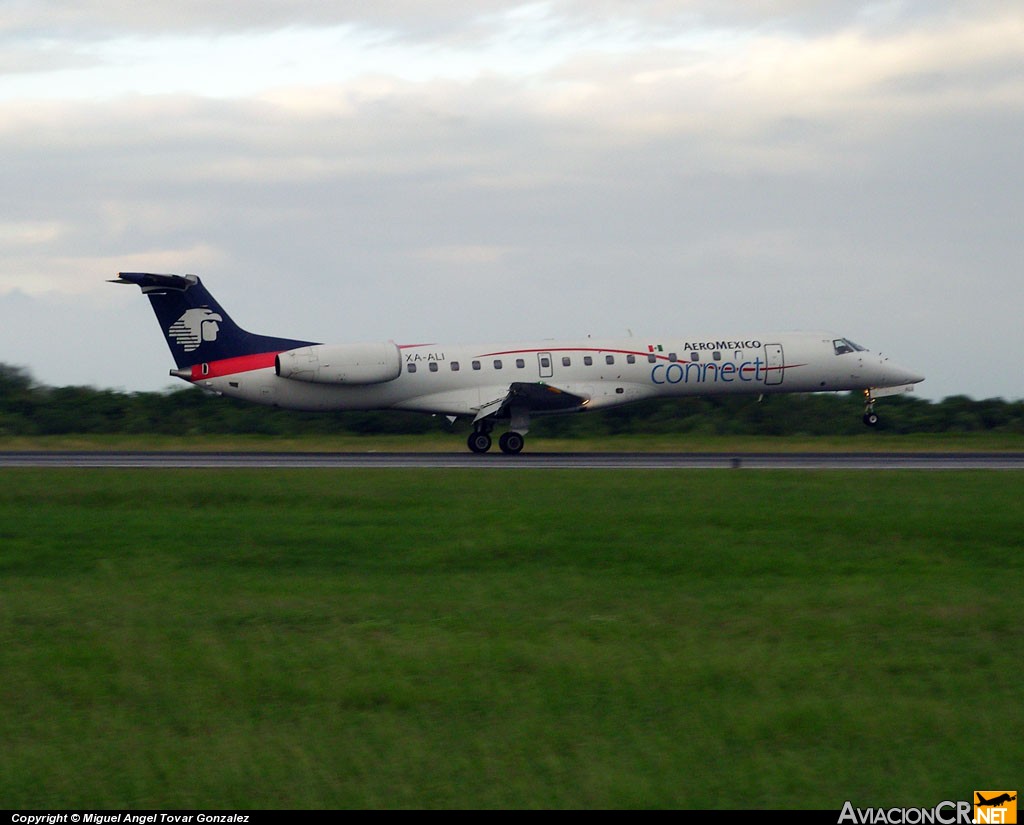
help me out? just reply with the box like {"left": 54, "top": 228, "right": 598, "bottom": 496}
{"left": 467, "top": 430, "right": 492, "bottom": 453}
{"left": 467, "top": 423, "right": 525, "bottom": 454}
{"left": 498, "top": 431, "right": 525, "bottom": 454}
{"left": 863, "top": 389, "right": 880, "bottom": 427}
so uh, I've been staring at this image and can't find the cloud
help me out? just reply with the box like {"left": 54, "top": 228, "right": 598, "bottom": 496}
{"left": 0, "top": 2, "right": 1022, "bottom": 400}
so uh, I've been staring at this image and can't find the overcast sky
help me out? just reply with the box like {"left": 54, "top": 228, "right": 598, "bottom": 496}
{"left": 1, "top": 1, "right": 1021, "bottom": 402}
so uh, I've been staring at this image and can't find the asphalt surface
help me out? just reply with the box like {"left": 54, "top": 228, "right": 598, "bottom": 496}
{"left": 1, "top": 451, "right": 1022, "bottom": 469}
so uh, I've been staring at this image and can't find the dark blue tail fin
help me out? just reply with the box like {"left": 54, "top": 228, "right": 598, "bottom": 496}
{"left": 113, "top": 273, "right": 313, "bottom": 369}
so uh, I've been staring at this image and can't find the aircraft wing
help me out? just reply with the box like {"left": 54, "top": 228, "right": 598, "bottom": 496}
{"left": 473, "top": 382, "right": 586, "bottom": 424}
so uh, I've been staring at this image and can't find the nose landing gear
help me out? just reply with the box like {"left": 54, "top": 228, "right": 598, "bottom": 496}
{"left": 863, "top": 389, "right": 880, "bottom": 427}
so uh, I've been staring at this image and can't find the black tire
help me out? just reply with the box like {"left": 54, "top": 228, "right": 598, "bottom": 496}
{"left": 468, "top": 432, "right": 492, "bottom": 453}
{"left": 499, "top": 431, "right": 525, "bottom": 454}
{"left": 863, "top": 412, "right": 880, "bottom": 427}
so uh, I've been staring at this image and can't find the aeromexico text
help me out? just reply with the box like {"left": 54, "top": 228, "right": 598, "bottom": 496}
{"left": 682, "top": 340, "right": 763, "bottom": 351}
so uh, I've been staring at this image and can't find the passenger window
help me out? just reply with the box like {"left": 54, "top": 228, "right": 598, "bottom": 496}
{"left": 690, "top": 352, "right": 699, "bottom": 362}
{"left": 407, "top": 363, "right": 417, "bottom": 373}
{"left": 605, "top": 355, "right": 615, "bottom": 365}
{"left": 562, "top": 356, "right": 571, "bottom": 367}
{"left": 472, "top": 360, "right": 481, "bottom": 371}
{"left": 713, "top": 351, "right": 722, "bottom": 361}
{"left": 494, "top": 359, "right": 503, "bottom": 370}
{"left": 451, "top": 361, "right": 460, "bottom": 371}
{"left": 584, "top": 356, "right": 593, "bottom": 366}
{"left": 516, "top": 358, "right": 525, "bottom": 369}
{"left": 627, "top": 354, "right": 636, "bottom": 364}
{"left": 541, "top": 357, "right": 551, "bottom": 368}
{"left": 429, "top": 362, "right": 438, "bottom": 372}
{"left": 647, "top": 353, "right": 657, "bottom": 363}
{"left": 668, "top": 352, "right": 678, "bottom": 362}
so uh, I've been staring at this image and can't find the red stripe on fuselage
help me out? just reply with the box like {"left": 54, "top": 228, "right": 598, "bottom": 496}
{"left": 476, "top": 346, "right": 647, "bottom": 358}
{"left": 189, "top": 352, "right": 280, "bottom": 381}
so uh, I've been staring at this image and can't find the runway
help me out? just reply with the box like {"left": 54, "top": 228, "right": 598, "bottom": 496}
{"left": 2, "top": 451, "right": 1022, "bottom": 469}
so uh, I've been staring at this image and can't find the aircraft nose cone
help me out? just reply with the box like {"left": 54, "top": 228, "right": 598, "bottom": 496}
{"left": 883, "top": 360, "right": 925, "bottom": 385}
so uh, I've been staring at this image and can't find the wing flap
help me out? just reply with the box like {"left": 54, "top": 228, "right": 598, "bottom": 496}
{"left": 473, "top": 382, "right": 586, "bottom": 423}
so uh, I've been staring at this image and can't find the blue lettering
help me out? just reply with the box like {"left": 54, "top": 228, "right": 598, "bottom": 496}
{"left": 651, "top": 357, "right": 767, "bottom": 386}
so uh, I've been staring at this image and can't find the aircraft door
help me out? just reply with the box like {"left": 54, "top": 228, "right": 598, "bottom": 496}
{"left": 538, "top": 352, "right": 554, "bottom": 379}
{"left": 764, "top": 344, "right": 784, "bottom": 385}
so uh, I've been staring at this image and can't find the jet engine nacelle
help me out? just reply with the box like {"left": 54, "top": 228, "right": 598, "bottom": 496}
{"left": 275, "top": 342, "right": 402, "bottom": 385}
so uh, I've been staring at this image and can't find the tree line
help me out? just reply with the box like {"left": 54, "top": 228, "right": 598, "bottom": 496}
{"left": 1, "top": 363, "right": 1022, "bottom": 437}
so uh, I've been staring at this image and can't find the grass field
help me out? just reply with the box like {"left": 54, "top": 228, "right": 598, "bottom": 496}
{"left": 0, "top": 468, "right": 1021, "bottom": 808}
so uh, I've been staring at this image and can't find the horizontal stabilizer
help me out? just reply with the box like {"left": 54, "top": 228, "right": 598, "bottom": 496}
{"left": 110, "top": 272, "right": 198, "bottom": 292}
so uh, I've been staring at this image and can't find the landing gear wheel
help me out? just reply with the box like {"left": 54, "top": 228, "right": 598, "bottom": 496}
{"left": 499, "top": 431, "right": 525, "bottom": 454}
{"left": 862, "top": 389, "right": 879, "bottom": 428}
{"left": 467, "top": 432, "right": 492, "bottom": 453}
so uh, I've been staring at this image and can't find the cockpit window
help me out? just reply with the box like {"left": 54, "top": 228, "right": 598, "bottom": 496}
{"left": 833, "top": 338, "right": 867, "bottom": 355}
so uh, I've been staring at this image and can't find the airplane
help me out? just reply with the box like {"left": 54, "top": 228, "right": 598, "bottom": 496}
{"left": 977, "top": 794, "right": 1016, "bottom": 807}
{"left": 112, "top": 272, "right": 925, "bottom": 453}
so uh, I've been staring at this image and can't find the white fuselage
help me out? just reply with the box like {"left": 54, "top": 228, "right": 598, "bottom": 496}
{"left": 187, "top": 331, "right": 924, "bottom": 419}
